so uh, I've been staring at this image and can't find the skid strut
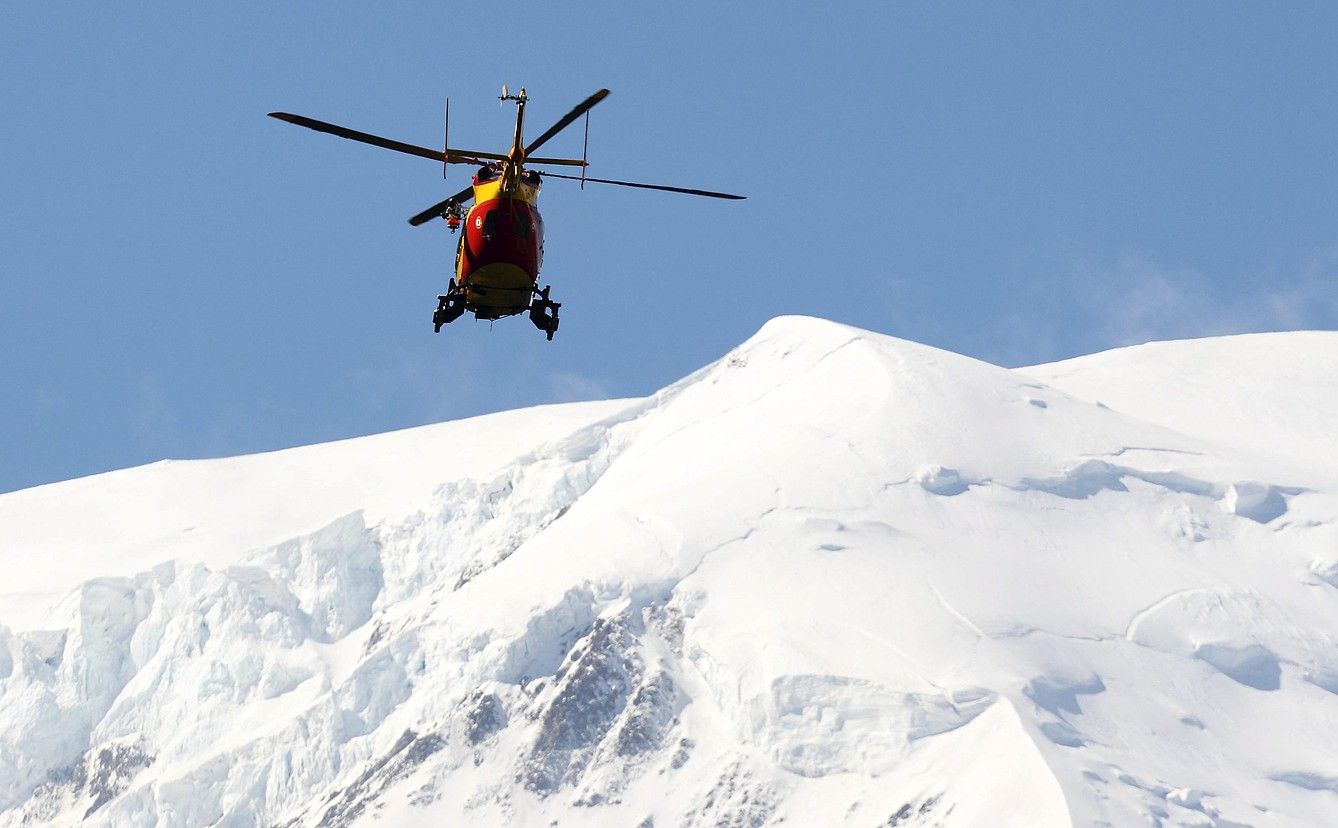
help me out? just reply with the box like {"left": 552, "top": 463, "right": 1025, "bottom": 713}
{"left": 432, "top": 279, "right": 465, "bottom": 332}
{"left": 529, "top": 285, "right": 560, "bottom": 341}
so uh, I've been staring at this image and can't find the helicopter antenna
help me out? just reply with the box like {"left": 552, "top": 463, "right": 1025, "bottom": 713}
{"left": 442, "top": 98, "right": 449, "bottom": 180}
{"left": 580, "top": 110, "right": 589, "bottom": 190}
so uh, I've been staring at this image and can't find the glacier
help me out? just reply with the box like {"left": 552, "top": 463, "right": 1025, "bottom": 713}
{"left": 1, "top": 317, "right": 1336, "bottom": 826}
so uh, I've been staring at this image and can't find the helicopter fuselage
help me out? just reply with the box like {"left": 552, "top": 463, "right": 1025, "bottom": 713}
{"left": 454, "top": 168, "right": 546, "bottom": 320}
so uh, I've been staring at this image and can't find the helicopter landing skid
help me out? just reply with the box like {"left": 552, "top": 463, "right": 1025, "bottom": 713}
{"left": 432, "top": 279, "right": 466, "bottom": 333}
{"left": 529, "top": 285, "right": 561, "bottom": 341}
{"left": 432, "top": 281, "right": 560, "bottom": 340}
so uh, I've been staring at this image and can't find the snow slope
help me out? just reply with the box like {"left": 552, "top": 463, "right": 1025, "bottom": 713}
{"left": 1021, "top": 332, "right": 1338, "bottom": 470}
{"left": 0, "top": 401, "right": 626, "bottom": 627}
{"left": 1, "top": 317, "right": 1335, "bottom": 827}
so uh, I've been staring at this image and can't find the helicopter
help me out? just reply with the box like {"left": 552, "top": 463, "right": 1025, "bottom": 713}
{"left": 269, "top": 86, "right": 744, "bottom": 340}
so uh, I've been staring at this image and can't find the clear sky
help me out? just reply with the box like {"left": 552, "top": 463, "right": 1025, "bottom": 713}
{"left": 3, "top": 2, "right": 1336, "bottom": 494}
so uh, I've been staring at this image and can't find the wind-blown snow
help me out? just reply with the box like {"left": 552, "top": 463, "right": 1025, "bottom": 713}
{"left": 1, "top": 317, "right": 1335, "bottom": 826}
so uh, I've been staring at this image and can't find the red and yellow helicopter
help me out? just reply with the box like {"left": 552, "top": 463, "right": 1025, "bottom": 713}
{"left": 269, "top": 87, "right": 744, "bottom": 340}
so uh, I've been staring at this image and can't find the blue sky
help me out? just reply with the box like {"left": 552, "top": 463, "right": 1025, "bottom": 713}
{"left": 3, "top": 2, "right": 1336, "bottom": 493}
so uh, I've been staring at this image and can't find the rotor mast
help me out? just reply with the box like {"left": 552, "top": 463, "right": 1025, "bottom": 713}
{"left": 500, "top": 85, "right": 528, "bottom": 192}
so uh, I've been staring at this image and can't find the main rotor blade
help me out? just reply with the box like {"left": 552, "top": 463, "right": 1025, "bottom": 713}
{"left": 270, "top": 112, "right": 443, "bottom": 161}
{"left": 533, "top": 170, "right": 745, "bottom": 200}
{"left": 408, "top": 184, "right": 475, "bottom": 227}
{"left": 444, "top": 149, "right": 509, "bottom": 162}
{"left": 523, "top": 89, "right": 610, "bottom": 158}
{"left": 525, "top": 156, "right": 589, "bottom": 167}
{"left": 269, "top": 112, "right": 508, "bottom": 163}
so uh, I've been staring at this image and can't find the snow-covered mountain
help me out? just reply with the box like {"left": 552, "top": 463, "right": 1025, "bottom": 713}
{"left": 1, "top": 317, "right": 1336, "bottom": 827}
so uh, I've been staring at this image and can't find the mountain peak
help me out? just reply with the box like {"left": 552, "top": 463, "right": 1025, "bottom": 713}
{"left": 2, "top": 318, "right": 1336, "bottom": 826}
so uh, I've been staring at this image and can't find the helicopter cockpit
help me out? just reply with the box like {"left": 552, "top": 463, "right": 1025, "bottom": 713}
{"left": 471, "top": 165, "right": 540, "bottom": 191}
